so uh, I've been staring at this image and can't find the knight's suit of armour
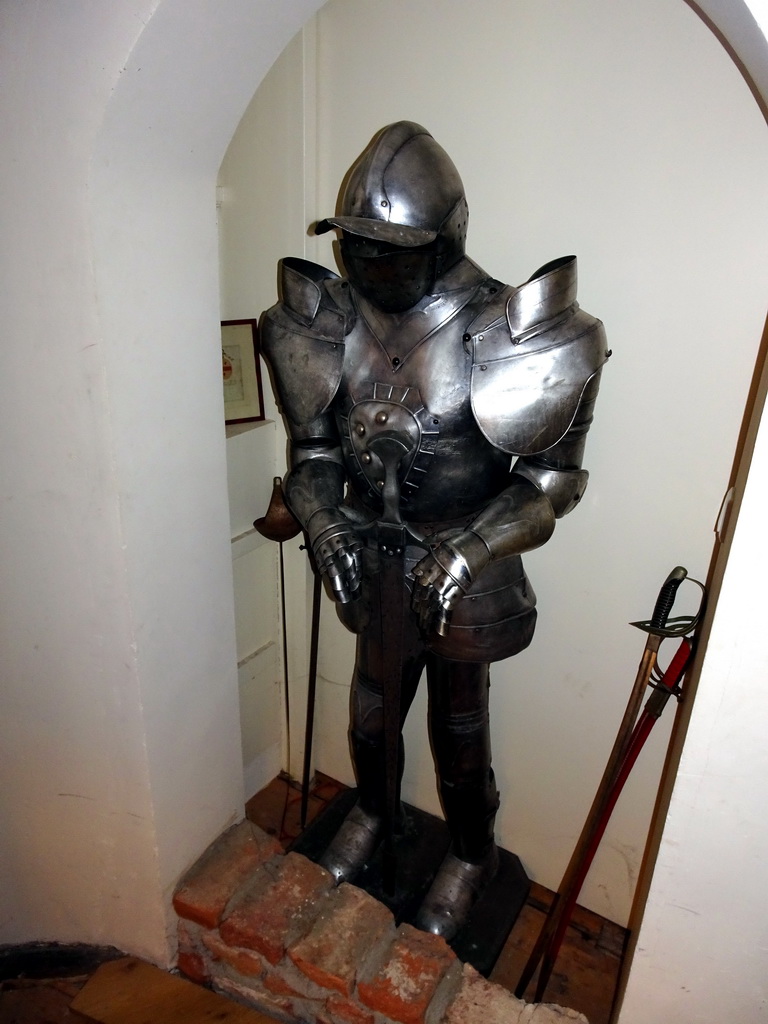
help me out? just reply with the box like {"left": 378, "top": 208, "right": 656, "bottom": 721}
{"left": 261, "top": 122, "right": 608, "bottom": 939}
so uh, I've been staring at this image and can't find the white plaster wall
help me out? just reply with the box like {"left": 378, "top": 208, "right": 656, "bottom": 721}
{"left": 226, "top": 419, "right": 283, "bottom": 797}
{"left": 218, "top": 28, "right": 322, "bottom": 786}
{"left": 0, "top": 0, "right": 169, "bottom": 959}
{"left": 616, "top": 16, "right": 768, "bottom": 1019}
{"left": 0, "top": 0, "right": 322, "bottom": 963}
{"left": 619, "top": 395, "right": 768, "bottom": 1008}
{"left": 221, "top": 0, "right": 768, "bottom": 926}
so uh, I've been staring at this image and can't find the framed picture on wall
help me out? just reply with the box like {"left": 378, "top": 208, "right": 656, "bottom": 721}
{"left": 221, "top": 319, "right": 265, "bottom": 424}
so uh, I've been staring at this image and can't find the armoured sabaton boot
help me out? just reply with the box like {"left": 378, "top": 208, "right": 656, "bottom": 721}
{"left": 319, "top": 730, "right": 401, "bottom": 884}
{"left": 318, "top": 802, "right": 385, "bottom": 885}
{"left": 415, "top": 772, "right": 500, "bottom": 940}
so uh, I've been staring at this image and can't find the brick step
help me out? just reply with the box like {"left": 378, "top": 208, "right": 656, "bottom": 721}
{"left": 173, "top": 819, "right": 588, "bottom": 1024}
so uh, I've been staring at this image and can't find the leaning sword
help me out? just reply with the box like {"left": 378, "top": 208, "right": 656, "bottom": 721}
{"left": 515, "top": 565, "right": 704, "bottom": 1001}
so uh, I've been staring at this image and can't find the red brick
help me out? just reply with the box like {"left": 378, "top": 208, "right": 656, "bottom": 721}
{"left": 215, "top": 975, "right": 297, "bottom": 1020}
{"left": 326, "top": 992, "right": 376, "bottom": 1024}
{"left": 176, "top": 951, "right": 210, "bottom": 986}
{"left": 201, "top": 930, "right": 265, "bottom": 979}
{"left": 218, "top": 974, "right": 331, "bottom": 1024}
{"left": 220, "top": 851, "right": 334, "bottom": 965}
{"left": 442, "top": 962, "right": 525, "bottom": 1024}
{"left": 288, "top": 883, "right": 394, "bottom": 996}
{"left": 272, "top": 957, "right": 336, "bottom": 1002}
{"left": 357, "top": 923, "right": 458, "bottom": 1024}
{"left": 264, "top": 970, "right": 306, "bottom": 998}
{"left": 173, "top": 819, "right": 282, "bottom": 929}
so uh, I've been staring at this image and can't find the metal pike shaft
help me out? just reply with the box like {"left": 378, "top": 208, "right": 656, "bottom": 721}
{"left": 301, "top": 569, "right": 323, "bottom": 829}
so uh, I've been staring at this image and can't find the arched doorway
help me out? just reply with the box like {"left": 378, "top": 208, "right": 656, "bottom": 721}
{"left": 87, "top": 3, "right": 767, "bottom": 1015}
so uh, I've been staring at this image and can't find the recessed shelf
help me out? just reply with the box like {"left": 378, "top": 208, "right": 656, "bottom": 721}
{"left": 226, "top": 418, "right": 274, "bottom": 440}
{"left": 231, "top": 526, "right": 271, "bottom": 560}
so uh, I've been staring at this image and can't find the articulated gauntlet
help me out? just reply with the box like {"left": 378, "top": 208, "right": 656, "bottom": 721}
{"left": 284, "top": 454, "right": 363, "bottom": 604}
{"left": 411, "top": 477, "right": 556, "bottom": 636}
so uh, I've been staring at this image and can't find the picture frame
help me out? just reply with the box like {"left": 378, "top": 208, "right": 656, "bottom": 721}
{"left": 221, "top": 319, "right": 265, "bottom": 425}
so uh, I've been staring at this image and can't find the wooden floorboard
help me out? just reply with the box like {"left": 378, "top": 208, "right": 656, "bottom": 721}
{"left": 70, "top": 957, "right": 275, "bottom": 1024}
{"left": 489, "top": 883, "right": 627, "bottom": 1024}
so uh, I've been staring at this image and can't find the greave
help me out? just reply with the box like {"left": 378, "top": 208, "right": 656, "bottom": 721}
{"left": 318, "top": 728, "right": 404, "bottom": 885}
{"left": 350, "top": 728, "right": 405, "bottom": 822}
{"left": 439, "top": 769, "right": 499, "bottom": 864}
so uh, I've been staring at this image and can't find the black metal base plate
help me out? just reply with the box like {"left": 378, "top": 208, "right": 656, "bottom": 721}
{"left": 288, "top": 787, "right": 530, "bottom": 976}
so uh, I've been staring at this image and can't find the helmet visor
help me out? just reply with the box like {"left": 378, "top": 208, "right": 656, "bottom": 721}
{"left": 340, "top": 236, "right": 437, "bottom": 314}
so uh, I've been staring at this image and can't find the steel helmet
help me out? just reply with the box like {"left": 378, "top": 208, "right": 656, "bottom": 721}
{"left": 316, "top": 122, "right": 469, "bottom": 311}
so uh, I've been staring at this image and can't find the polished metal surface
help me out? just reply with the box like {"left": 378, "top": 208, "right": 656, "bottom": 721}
{"left": 513, "top": 461, "right": 589, "bottom": 519}
{"left": 316, "top": 121, "right": 467, "bottom": 262}
{"left": 415, "top": 845, "right": 500, "bottom": 941}
{"left": 468, "top": 256, "right": 608, "bottom": 456}
{"left": 318, "top": 801, "right": 385, "bottom": 884}
{"left": 316, "top": 121, "right": 468, "bottom": 307}
{"left": 259, "top": 121, "right": 607, "bottom": 937}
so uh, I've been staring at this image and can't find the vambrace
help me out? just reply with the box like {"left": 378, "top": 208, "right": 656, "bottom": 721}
{"left": 412, "top": 477, "right": 554, "bottom": 635}
{"left": 283, "top": 413, "right": 347, "bottom": 528}
{"left": 438, "top": 476, "right": 557, "bottom": 589}
{"left": 284, "top": 458, "right": 346, "bottom": 531}
{"left": 282, "top": 417, "right": 364, "bottom": 604}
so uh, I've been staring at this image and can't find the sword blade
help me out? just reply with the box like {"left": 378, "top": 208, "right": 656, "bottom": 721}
{"left": 378, "top": 535, "right": 406, "bottom": 895}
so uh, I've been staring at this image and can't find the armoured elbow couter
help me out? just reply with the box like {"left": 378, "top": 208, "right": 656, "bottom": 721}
{"left": 290, "top": 442, "right": 344, "bottom": 467}
{"left": 513, "top": 461, "right": 589, "bottom": 519}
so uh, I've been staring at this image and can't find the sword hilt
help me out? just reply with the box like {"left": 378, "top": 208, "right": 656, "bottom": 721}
{"left": 254, "top": 476, "right": 302, "bottom": 542}
{"left": 362, "top": 432, "right": 427, "bottom": 552}
{"left": 367, "top": 433, "right": 409, "bottom": 526}
{"left": 631, "top": 566, "right": 704, "bottom": 638}
{"left": 650, "top": 566, "right": 687, "bottom": 630}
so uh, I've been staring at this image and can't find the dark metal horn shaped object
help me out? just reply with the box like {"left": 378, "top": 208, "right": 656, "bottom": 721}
{"left": 254, "top": 476, "right": 302, "bottom": 542}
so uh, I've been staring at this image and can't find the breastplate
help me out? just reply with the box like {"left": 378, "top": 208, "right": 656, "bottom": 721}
{"left": 336, "top": 280, "right": 513, "bottom": 522}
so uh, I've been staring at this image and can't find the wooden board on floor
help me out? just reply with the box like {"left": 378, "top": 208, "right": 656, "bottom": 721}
{"left": 70, "top": 956, "right": 276, "bottom": 1024}
{"left": 489, "top": 883, "right": 626, "bottom": 1024}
